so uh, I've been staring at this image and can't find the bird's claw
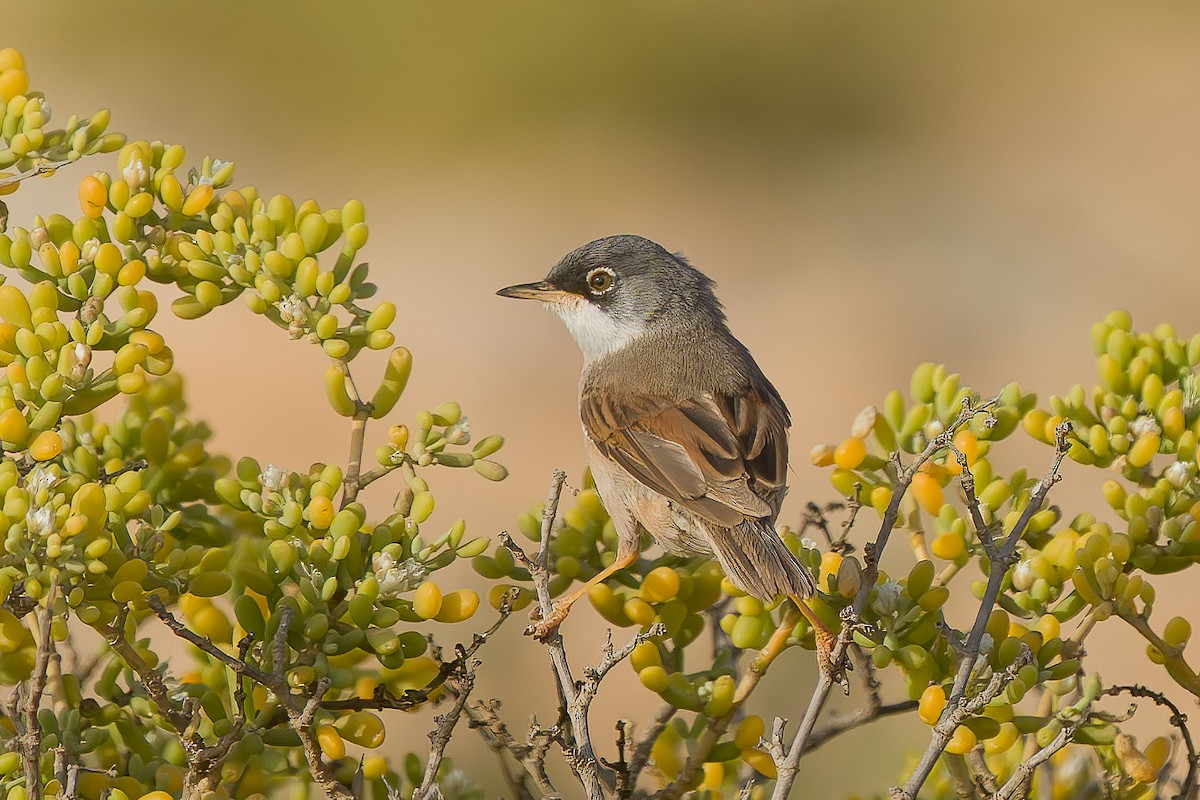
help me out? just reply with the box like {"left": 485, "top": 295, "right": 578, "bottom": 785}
{"left": 524, "top": 603, "right": 569, "bottom": 641}
{"left": 814, "top": 626, "right": 851, "bottom": 695}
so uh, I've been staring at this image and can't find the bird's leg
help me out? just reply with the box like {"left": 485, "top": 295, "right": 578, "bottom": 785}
{"left": 525, "top": 543, "right": 640, "bottom": 641}
{"left": 789, "top": 594, "right": 849, "bottom": 692}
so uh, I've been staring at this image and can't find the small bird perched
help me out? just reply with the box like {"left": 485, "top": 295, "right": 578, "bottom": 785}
{"left": 498, "top": 234, "right": 835, "bottom": 675}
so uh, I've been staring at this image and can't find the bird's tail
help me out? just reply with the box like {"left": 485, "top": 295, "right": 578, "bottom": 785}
{"left": 706, "top": 519, "right": 816, "bottom": 600}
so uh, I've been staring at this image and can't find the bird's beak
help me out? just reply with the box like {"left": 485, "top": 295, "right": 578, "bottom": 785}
{"left": 496, "top": 280, "right": 570, "bottom": 303}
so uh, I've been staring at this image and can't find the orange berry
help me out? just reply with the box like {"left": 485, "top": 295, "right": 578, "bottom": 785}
{"left": 306, "top": 495, "right": 335, "bottom": 530}
{"left": 181, "top": 183, "right": 213, "bottom": 216}
{"left": 911, "top": 472, "right": 944, "bottom": 515}
{"left": 741, "top": 748, "right": 777, "bottom": 779}
{"left": 930, "top": 532, "right": 965, "bottom": 561}
{"left": 78, "top": 175, "right": 107, "bottom": 219}
{"left": 29, "top": 430, "right": 62, "bottom": 461}
{"left": 833, "top": 436, "right": 867, "bottom": 470}
{"left": 945, "top": 725, "right": 977, "bottom": 755}
{"left": 0, "top": 408, "right": 28, "bottom": 445}
{"left": 0, "top": 68, "right": 29, "bottom": 103}
{"left": 953, "top": 430, "right": 978, "bottom": 466}
{"left": 918, "top": 684, "right": 946, "bottom": 725}
{"left": 315, "top": 724, "right": 345, "bottom": 760}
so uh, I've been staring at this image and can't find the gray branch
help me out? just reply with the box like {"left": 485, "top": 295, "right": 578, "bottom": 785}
{"left": 771, "top": 396, "right": 1001, "bottom": 799}
{"left": 893, "top": 421, "right": 1071, "bottom": 799}
{"left": 500, "top": 469, "right": 610, "bottom": 799}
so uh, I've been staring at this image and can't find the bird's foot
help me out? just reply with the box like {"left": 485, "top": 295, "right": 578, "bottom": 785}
{"left": 524, "top": 602, "right": 570, "bottom": 641}
{"left": 814, "top": 625, "right": 851, "bottom": 695}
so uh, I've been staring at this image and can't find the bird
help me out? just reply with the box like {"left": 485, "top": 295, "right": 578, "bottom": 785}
{"left": 497, "top": 234, "right": 836, "bottom": 675}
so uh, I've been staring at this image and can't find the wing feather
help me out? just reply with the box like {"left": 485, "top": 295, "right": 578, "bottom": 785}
{"left": 581, "top": 382, "right": 789, "bottom": 528}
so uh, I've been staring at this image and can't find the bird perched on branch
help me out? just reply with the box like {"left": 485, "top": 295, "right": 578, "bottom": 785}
{"left": 498, "top": 234, "right": 836, "bottom": 677}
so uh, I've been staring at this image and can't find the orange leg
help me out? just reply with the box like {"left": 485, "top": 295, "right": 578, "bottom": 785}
{"left": 789, "top": 594, "right": 845, "bottom": 687}
{"left": 525, "top": 546, "right": 640, "bottom": 640}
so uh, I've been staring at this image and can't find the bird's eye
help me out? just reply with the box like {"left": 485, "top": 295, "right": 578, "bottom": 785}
{"left": 586, "top": 268, "right": 616, "bottom": 295}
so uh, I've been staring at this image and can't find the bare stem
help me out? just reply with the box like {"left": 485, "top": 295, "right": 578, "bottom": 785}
{"left": 333, "top": 358, "right": 377, "bottom": 507}
{"left": 20, "top": 588, "right": 56, "bottom": 800}
{"left": 771, "top": 395, "right": 1001, "bottom": 800}
{"left": 944, "top": 754, "right": 981, "bottom": 799}
{"left": 802, "top": 700, "right": 917, "bottom": 753}
{"left": 0, "top": 159, "right": 69, "bottom": 191}
{"left": 1105, "top": 683, "right": 1199, "bottom": 799}
{"left": 893, "top": 421, "right": 1071, "bottom": 799}
{"left": 1117, "top": 611, "right": 1200, "bottom": 699}
{"left": 947, "top": 443, "right": 998, "bottom": 559}
{"left": 464, "top": 698, "right": 555, "bottom": 798}
{"left": 291, "top": 677, "right": 353, "bottom": 800}
{"left": 415, "top": 667, "right": 476, "bottom": 800}
{"left": 993, "top": 710, "right": 1090, "bottom": 800}
{"left": 501, "top": 469, "right": 609, "bottom": 799}
{"left": 146, "top": 596, "right": 274, "bottom": 685}
{"left": 658, "top": 611, "right": 800, "bottom": 799}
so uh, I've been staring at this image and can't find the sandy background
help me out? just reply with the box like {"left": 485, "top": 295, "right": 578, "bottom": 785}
{"left": 9, "top": 2, "right": 1200, "bottom": 796}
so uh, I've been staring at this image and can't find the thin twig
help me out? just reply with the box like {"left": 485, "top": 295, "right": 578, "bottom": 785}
{"left": 771, "top": 395, "right": 1000, "bottom": 800}
{"left": 461, "top": 700, "right": 539, "bottom": 800}
{"left": 0, "top": 159, "right": 69, "bottom": 191}
{"left": 99, "top": 607, "right": 213, "bottom": 791}
{"left": 578, "top": 626, "right": 665, "bottom": 713}
{"left": 184, "top": 635, "right": 258, "bottom": 795}
{"left": 964, "top": 750, "right": 1000, "bottom": 796}
{"left": 893, "top": 420, "right": 1072, "bottom": 799}
{"left": 355, "top": 462, "right": 402, "bottom": 493}
{"left": 992, "top": 708, "right": 1092, "bottom": 800}
{"left": 97, "top": 458, "right": 148, "bottom": 484}
{"left": 802, "top": 700, "right": 917, "bottom": 752}
{"left": 800, "top": 502, "right": 854, "bottom": 554}
{"left": 947, "top": 443, "right": 998, "bottom": 559}
{"left": 609, "top": 720, "right": 634, "bottom": 799}
{"left": 500, "top": 469, "right": 609, "bottom": 799}
{"left": 291, "top": 676, "right": 353, "bottom": 800}
{"left": 99, "top": 611, "right": 196, "bottom": 735}
{"left": 629, "top": 704, "right": 677, "bottom": 780}
{"left": 147, "top": 595, "right": 275, "bottom": 685}
{"left": 415, "top": 660, "right": 476, "bottom": 799}
{"left": 944, "top": 755, "right": 981, "bottom": 799}
{"left": 411, "top": 602, "right": 518, "bottom": 799}
{"left": 260, "top": 602, "right": 515, "bottom": 729}
{"left": 658, "top": 610, "right": 801, "bottom": 799}
{"left": 1105, "top": 683, "right": 1199, "bottom": 799}
{"left": 465, "top": 698, "right": 557, "bottom": 798}
{"left": 20, "top": 587, "right": 56, "bottom": 800}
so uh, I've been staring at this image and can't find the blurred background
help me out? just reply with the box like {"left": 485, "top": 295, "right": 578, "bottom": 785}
{"left": 11, "top": 1, "right": 1200, "bottom": 795}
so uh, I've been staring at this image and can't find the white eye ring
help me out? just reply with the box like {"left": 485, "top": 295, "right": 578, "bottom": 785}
{"left": 586, "top": 267, "right": 616, "bottom": 296}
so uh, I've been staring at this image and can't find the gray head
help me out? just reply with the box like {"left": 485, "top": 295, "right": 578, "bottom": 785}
{"left": 497, "top": 235, "right": 727, "bottom": 363}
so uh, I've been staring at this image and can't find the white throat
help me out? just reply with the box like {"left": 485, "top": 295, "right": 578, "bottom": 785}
{"left": 546, "top": 296, "right": 646, "bottom": 364}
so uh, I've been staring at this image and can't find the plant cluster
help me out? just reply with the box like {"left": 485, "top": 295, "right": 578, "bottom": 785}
{"left": 0, "top": 47, "right": 507, "bottom": 800}
{"left": 0, "top": 44, "right": 1196, "bottom": 800}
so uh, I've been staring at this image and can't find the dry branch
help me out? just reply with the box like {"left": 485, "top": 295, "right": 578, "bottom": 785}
{"left": 771, "top": 396, "right": 1002, "bottom": 799}
{"left": 892, "top": 420, "right": 1071, "bottom": 799}
{"left": 500, "top": 469, "right": 609, "bottom": 799}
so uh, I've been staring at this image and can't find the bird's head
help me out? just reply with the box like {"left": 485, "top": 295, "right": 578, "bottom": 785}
{"left": 497, "top": 234, "right": 725, "bottom": 363}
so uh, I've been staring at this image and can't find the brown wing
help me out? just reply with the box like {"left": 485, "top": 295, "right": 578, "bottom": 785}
{"left": 581, "top": 384, "right": 789, "bottom": 528}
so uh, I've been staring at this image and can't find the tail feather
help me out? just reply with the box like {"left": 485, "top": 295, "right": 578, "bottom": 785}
{"left": 707, "top": 520, "right": 816, "bottom": 600}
